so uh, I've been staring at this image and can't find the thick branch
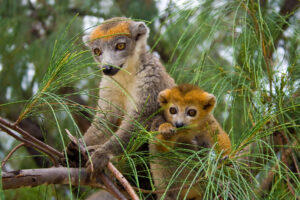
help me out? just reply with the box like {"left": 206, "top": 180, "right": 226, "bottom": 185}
{"left": 2, "top": 167, "right": 127, "bottom": 200}
{"left": 2, "top": 167, "right": 98, "bottom": 189}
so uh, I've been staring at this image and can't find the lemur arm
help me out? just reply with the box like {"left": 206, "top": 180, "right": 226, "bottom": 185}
{"left": 83, "top": 109, "right": 120, "bottom": 146}
{"left": 64, "top": 102, "right": 120, "bottom": 167}
{"left": 87, "top": 65, "right": 163, "bottom": 174}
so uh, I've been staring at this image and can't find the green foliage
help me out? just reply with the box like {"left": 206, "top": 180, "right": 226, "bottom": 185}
{"left": 0, "top": 0, "right": 299, "bottom": 199}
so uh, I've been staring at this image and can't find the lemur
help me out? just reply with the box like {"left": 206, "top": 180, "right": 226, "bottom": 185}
{"left": 149, "top": 84, "right": 231, "bottom": 200}
{"left": 66, "top": 17, "right": 176, "bottom": 177}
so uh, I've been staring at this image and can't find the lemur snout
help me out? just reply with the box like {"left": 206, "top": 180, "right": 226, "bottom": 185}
{"left": 102, "top": 64, "right": 123, "bottom": 76}
{"left": 102, "top": 65, "right": 113, "bottom": 74}
{"left": 175, "top": 122, "right": 184, "bottom": 128}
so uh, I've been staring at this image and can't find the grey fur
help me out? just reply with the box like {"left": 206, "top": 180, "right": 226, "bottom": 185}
{"left": 80, "top": 18, "right": 175, "bottom": 177}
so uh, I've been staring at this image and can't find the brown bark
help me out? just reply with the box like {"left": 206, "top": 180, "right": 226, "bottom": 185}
{"left": 2, "top": 167, "right": 92, "bottom": 190}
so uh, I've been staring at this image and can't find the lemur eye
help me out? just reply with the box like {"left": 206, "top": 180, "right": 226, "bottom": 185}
{"left": 169, "top": 107, "right": 177, "bottom": 115}
{"left": 187, "top": 109, "right": 197, "bottom": 117}
{"left": 93, "top": 48, "right": 102, "bottom": 56}
{"left": 116, "top": 43, "right": 126, "bottom": 50}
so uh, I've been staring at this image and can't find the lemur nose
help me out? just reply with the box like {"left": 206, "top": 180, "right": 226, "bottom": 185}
{"left": 102, "top": 65, "right": 113, "bottom": 75}
{"left": 175, "top": 122, "right": 184, "bottom": 128}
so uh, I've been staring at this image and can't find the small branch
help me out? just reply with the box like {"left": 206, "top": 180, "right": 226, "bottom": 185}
{"left": 108, "top": 162, "right": 139, "bottom": 200}
{"left": 0, "top": 117, "right": 63, "bottom": 158}
{"left": 98, "top": 173, "right": 127, "bottom": 200}
{"left": 1, "top": 143, "right": 26, "bottom": 169}
{"left": 0, "top": 124, "right": 58, "bottom": 166}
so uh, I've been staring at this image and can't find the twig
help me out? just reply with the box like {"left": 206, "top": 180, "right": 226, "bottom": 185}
{"left": 98, "top": 173, "right": 128, "bottom": 200}
{"left": 0, "top": 123, "right": 58, "bottom": 166}
{"left": 1, "top": 143, "right": 26, "bottom": 169}
{"left": 0, "top": 117, "right": 63, "bottom": 158}
{"left": 107, "top": 162, "right": 139, "bottom": 200}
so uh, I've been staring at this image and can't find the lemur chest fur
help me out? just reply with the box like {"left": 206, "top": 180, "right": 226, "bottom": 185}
{"left": 99, "top": 70, "right": 138, "bottom": 113}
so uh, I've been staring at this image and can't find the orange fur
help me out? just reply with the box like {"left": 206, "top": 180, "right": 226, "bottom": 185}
{"left": 156, "top": 84, "right": 231, "bottom": 155}
{"left": 90, "top": 21, "right": 131, "bottom": 41}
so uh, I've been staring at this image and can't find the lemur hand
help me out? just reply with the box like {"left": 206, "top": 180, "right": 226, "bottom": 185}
{"left": 158, "top": 122, "right": 176, "bottom": 139}
{"left": 61, "top": 139, "right": 88, "bottom": 167}
{"left": 86, "top": 147, "right": 110, "bottom": 176}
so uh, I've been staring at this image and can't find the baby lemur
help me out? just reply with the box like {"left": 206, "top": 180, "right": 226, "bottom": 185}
{"left": 150, "top": 84, "right": 231, "bottom": 200}
{"left": 68, "top": 17, "right": 175, "bottom": 176}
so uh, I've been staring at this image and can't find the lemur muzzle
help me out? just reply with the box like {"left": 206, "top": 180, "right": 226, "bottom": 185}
{"left": 102, "top": 64, "right": 123, "bottom": 76}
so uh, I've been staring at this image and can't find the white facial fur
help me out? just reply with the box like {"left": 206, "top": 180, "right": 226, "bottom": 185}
{"left": 82, "top": 21, "right": 149, "bottom": 76}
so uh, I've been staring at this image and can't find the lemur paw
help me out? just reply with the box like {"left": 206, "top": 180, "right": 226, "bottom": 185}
{"left": 86, "top": 148, "right": 110, "bottom": 176}
{"left": 61, "top": 140, "right": 88, "bottom": 167}
{"left": 158, "top": 123, "right": 176, "bottom": 139}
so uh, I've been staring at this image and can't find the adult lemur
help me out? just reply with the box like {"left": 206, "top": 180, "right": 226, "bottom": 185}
{"left": 70, "top": 17, "right": 175, "bottom": 175}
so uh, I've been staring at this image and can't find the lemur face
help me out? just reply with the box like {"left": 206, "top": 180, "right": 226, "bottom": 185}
{"left": 158, "top": 84, "right": 216, "bottom": 129}
{"left": 83, "top": 18, "right": 149, "bottom": 76}
{"left": 89, "top": 35, "right": 134, "bottom": 76}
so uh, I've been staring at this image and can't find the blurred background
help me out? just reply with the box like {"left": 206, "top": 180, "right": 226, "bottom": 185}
{"left": 0, "top": 0, "right": 299, "bottom": 199}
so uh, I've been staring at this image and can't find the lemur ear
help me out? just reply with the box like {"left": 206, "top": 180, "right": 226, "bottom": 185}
{"left": 82, "top": 35, "right": 91, "bottom": 47}
{"left": 131, "top": 21, "right": 149, "bottom": 41}
{"left": 203, "top": 93, "right": 216, "bottom": 111}
{"left": 158, "top": 89, "right": 171, "bottom": 106}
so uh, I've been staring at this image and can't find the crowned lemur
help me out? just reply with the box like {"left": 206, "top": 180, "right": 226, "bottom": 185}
{"left": 68, "top": 17, "right": 175, "bottom": 176}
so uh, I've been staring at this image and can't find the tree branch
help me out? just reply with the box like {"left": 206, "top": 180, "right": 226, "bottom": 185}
{"left": 0, "top": 117, "right": 63, "bottom": 158}
{"left": 108, "top": 162, "right": 139, "bottom": 200}
{"left": 2, "top": 167, "right": 128, "bottom": 200}
{"left": 0, "top": 123, "right": 58, "bottom": 166}
{"left": 0, "top": 117, "right": 134, "bottom": 199}
{"left": 2, "top": 167, "right": 91, "bottom": 189}
{"left": 65, "top": 129, "right": 138, "bottom": 200}
{"left": 1, "top": 143, "right": 26, "bottom": 168}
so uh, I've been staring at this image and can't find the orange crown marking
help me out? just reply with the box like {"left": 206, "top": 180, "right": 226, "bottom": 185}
{"left": 90, "top": 21, "right": 131, "bottom": 41}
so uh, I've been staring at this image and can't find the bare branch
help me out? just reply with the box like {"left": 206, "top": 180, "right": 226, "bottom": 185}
{"left": 98, "top": 173, "right": 128, "bottom": 200}
{"left": 2, "top": 167, "right": 128, "bottom": 200}
{"left": 0, "top": 123, "right": 58, "bottom": 166}
{"left": 0, "top": 117, "right": 63, "bottom": 158}
{"left": 2, "top": 167, "right": 100, "bottom": 189}
{"left": 1, "top": 143, "right": 26, "bottom": 169}
{"left": 108, "top": 162, "right": 139, "bottom": 200}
